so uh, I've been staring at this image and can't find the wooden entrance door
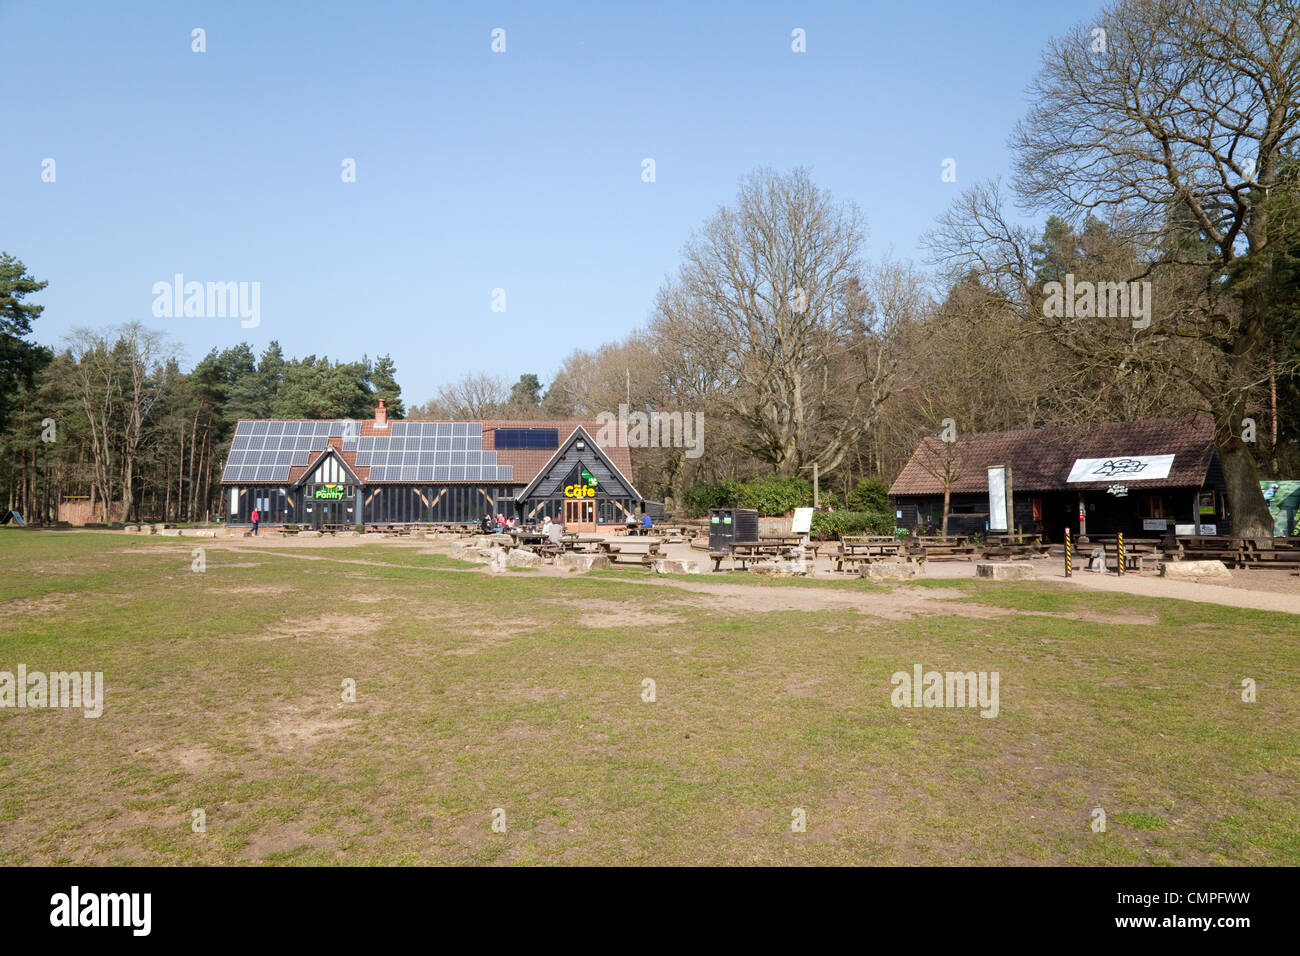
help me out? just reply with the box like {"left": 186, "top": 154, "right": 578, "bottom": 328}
{"left": 564, "top": 498, "right": 596, "bottom": 533}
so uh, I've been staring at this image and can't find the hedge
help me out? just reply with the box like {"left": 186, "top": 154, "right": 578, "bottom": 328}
{"left": 681, "top": 474, "right": 813, "bottom": 517}
{"left": 808, "top": 510, "right": 896, "bottom": 541}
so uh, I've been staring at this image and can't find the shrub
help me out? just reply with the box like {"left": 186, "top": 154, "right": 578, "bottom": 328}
{"left": 354, "top": 524, "right": 365, "bottom": 533}
{"left": 846, "top": 478, "right": 891, "bottom": 514}
{"left": 284, "top": 524, "right": 299, "bottom": 532}
{"left": 681, "top": 479, "right": 743, "bottom": 516}
{"left": 737, "top": 474, "right": 812, "bottom": 515}
{"left": 809, "top": 510, "right": 895, "bottom": 541}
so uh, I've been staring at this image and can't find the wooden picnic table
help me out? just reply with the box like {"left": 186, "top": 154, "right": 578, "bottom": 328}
{"left": 906, "top": 534, "right": 976, "bottom": 561}
{"left": 834, "top": 536, "right": 903, "bottom": 571}
{"left": 598, "top": 538, "right": 663, "bottom": 566}
{"left": 981, "top": 533, "right": 1051, "bottom": 559}
{"left": 1079, "top": 537, "right": 1165, "bottom": 573}
{"left": 1239, "top": 536, "right": 1300, "bottom": 570}
{"left": 759, "top": 534, "right": 822, "bottom": 559}
{"left": 559, "top": 535, "right": 604, "bottom": 553}
{"left": 708, "top": 539, "right": 804, "bottom": 571}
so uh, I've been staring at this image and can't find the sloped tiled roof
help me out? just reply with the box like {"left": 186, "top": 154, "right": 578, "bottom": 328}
{"left": 221, "top": 417, "right": 627, "bottom": 487}
{"left": 889, "top": 417, "right": 1217, "bottom": 496}
{"left": 480, "top": 420, "right": 634, "bottom": 490}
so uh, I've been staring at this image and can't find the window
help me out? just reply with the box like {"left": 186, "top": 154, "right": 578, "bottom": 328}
{"left": 494, "top": 428, "right": 559, "bottom": 450}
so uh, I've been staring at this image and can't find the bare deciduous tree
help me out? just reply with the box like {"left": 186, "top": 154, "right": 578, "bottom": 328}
{"left": 1008, "top": 0, "right": 1300, "bottom": 535}
{"left": 651, "top": 167, "right": 903, "bottom": 478}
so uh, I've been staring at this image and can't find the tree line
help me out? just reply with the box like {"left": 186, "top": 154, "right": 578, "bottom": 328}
{"left": 2, "top": 0, "right": 1297, "bottom": 532}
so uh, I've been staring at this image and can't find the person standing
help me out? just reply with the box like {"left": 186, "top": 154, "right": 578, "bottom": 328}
{"left": 251, "top": 506, "right": 260, "bottom": 536}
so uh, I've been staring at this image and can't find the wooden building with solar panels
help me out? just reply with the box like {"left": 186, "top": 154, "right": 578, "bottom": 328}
{"left": 219, "top": 401, "right": 643, "bottom": 531}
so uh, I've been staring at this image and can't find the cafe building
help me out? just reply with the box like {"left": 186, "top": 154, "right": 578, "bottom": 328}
{"left": 219, "top": 402, "right": 643, "bottom": 531}
{"left": 889, "top": 417, "right": 1232, "bottom": 541}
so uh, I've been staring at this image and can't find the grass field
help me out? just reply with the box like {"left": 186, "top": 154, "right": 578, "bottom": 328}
{"left": 2, "top": 530, "right": 1297, "bottom": 865}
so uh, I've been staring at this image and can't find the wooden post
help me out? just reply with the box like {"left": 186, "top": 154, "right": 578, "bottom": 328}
{"left": 813, "top": 462, "right": 819, "bottom": 510}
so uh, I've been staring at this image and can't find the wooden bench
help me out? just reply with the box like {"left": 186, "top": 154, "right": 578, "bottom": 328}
{"left": 759, "top": 535, "right": 822, "bottom": 560}
{"left": 599, "top": 539, "right": 663, "bottom": 567}
{"left": 1172, "top": 535, "right": 1246, "bottom": 568}
{"left": 981, "top": 533, "right": 1051, "bottom": 560}
{"left": 1240, "top": 537, "right": 1300, "bottom": 570}
{"left": 834, "top": 536, "right": 903, "bottom": 571}
{"left": 906, "top": 535, "right": 977, "bottom": 561}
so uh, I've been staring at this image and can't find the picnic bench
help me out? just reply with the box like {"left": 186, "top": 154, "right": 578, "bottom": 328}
{"left": 981, "top": 533, "right": 1051, "bottom": 560}
{"left": 559, "top": 535, "right": 604, "bottom": 554}
{"left": 760, "top": 535, "right": 822, "bottom": 560}
{"left": 1079, "top": 536, "right": 1166, "bottom": 573}
{"left": 1240, "top": 536, "right": 1300, "bottom": 570}
{"left": 598, "top": 538, "right": 663, "bottom": 567}
{"left": 832, "top": 536, "right": 905, "bottom": 572}
{"left": 1171, "top": 535, "right": 1247, "bottom": 568}
{"left": 906, "top": 535, "right": 977, "bottom": 561}
{"left": 708, "top": 539, "right": 803, "bottom": 571}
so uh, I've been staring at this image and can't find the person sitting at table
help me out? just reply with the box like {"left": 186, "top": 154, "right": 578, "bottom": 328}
{"left": 481, "top": 513, "right": 493, "bottom": 533}
{"left": 496, "top": 513, "right": 505, "bottom": 530}
{"left": 547, "top": 517, "right": 564, "bottom": 545}
{"left": 625, "top": 512, "right": 638, "bottom": 537}
{"left": 505, "top": 516, "right": 516, "bottom": 530}
{"left": 641, "top": 513, "right": 652, "bottom": 533}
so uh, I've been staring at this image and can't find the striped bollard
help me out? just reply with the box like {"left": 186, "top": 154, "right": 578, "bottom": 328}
{"left": 1064, "top": 529, "right": 1072, "bottom": 577}
{"left": 1117, "top": 532, "right": 1125, "bottom": 576}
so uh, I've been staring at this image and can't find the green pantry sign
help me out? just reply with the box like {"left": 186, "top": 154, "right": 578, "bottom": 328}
{"left": 314, "top": 484, "right": 346, "bottom": 500}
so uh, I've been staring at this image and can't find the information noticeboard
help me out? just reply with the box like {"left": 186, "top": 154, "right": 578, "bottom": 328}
{"left": 791, "top": 507, "right": 814, "bottom": 534}
{"left": 988, "top": 466, "right": 1008, "bottom": 531}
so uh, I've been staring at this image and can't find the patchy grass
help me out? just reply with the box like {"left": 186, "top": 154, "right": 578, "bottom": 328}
{"left": 1, "top": 529, "right": 1297, "bottom": 866}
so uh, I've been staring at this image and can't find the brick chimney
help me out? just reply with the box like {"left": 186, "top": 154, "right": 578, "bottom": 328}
{"left": 374, "top": 398, "right": 388, "bottom": 429}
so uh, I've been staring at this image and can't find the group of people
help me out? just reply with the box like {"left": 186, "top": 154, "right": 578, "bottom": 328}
{"left": 625, "top": 511, "right": 653, "bottom": 536}
{"left": 481, "top": 512, "right": 519, "bottom": 533}
{"left": 478, "top": 510, "right": 653, "bottom": 537}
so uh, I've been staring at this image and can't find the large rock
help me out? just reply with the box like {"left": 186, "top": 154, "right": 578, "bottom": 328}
{"left": 123, "top": 525, "right": 141, "bottom": 534}
{"left": 751, "top": 557, "right": 809, "bottom": 577}
{"left": 862, "top": 561, "right": 920, "bottom": 581}
{"left": 556, "top": 553, "right": 610, "bottom": 572}
{"left": 976, "top": 562, "right": 1034, "bottom": 580}
{"left": 653, "top": 558, "right": 701, "bottom": 575}
{"left": 297, "top": 530, "right": 322, "bottom": 539}
{"left": 485, "top": 533, "right": 514, "bottom": 547}
{"left": 486, "top": 547, "right": 508, "bottom": 573}
{"left": 505, "top": 548, "right": 543, "bottom": 569}
{"left": 1161, "top": 560, "right": 1232, "bottom": 580}
{"left": 157, "top": 528, "right": 181, "bottom": 537}
{"left": 190, "top": 529, "right": 217, "bottom": 538}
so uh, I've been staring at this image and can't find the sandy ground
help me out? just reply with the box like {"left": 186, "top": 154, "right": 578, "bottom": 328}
{"left": 166, "top": 528, "right": 1300, "bottom": 617}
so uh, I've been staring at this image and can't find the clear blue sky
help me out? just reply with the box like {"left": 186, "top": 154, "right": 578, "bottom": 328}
{"left": 4, "top": 0, "right": 1105, "bottom": 404}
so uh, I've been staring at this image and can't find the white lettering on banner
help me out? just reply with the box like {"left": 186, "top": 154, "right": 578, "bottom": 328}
{"left": 1067, "top": 454, "right": 1174, "bottom": 483}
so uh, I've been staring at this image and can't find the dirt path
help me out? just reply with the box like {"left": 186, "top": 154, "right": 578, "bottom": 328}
{"left": 220, "top": 538, "right": 1300, "bottom": 618}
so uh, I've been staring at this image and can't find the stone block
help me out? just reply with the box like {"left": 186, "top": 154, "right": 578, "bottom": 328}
{"left": 975, "top": 562, "right": 1034, "bottom": 580}
{"left": 1160, "top": 560, "right": 1231, "bottom": 580}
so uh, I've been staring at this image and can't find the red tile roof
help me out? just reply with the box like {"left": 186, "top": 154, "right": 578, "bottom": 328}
{"left": 478, "top": 419, "right": 634, "bottom": 489}
{"left": 239, "top": 418, "right": 629, "bottom": 487}
{"left": 889, "top": 417, "right": 1218, "bottom": 496}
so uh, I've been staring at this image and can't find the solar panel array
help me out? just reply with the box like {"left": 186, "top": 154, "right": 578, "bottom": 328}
{"left": 221, "top": 421, "right": 513, "bottom": 484}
